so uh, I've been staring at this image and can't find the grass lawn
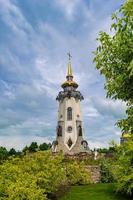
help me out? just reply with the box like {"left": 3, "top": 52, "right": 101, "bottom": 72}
{"left": 59, "top": 184, "right": 131, "bottom": 200}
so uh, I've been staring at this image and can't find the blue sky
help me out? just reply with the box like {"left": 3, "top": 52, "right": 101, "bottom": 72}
{"left": 0, "top": 0, "right": 126, "bottom": 150}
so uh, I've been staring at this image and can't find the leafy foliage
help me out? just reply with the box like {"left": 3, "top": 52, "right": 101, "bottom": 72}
{"left": 100, "top": 159, "right": 114, "bottom": 183}
{"left": 94, "top": 0, "right": 133, "bottom": 133}
{"left": 94, "top": 0, "right": 133, "bottom": 196}
{"left": 0, "top": 151, "right": 90, "bottom": 199}
{"left": 8, "top": 148, "right": 17, "bottom": 156}
{"left": 65, "top": 161, "right": 90, "bottom": 185}
{"left": 28, "top": 142, "right": 38, "bottom": 152}
{"left": 0, "top": 147, "right": 9, "bottom": 162}
{"left": 0, "top": 142, "right": 52, "bottom": 162}
{"left": 97, "top": 146, "right": 116, "bottom": 154}
{"left": 22, "top": 142, "right": 51, "bottom": 154}
{"left": 39, "top": 143, "right": 51, "bottom": 151}
{"left": 110, "top": 139, "right": 133, "bottom": 196}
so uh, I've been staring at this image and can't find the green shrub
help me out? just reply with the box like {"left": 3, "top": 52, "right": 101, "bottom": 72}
{"left": 0, "top": 151, "right": 65, "bottom": 199}
{"left": 65, "top": 161, "right": 91, "bottom": 185}
{"left": 100, "top": 159, "right": 114, "bottom": 183}
{"left": 111, "top": 139, "right": 133, "bottom": 196}
{"left": 0, "top": 151, "right": 91, "bottom": 199}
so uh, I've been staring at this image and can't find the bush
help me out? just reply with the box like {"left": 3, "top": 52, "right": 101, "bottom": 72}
{"left": 0, "top": 151, "right": 65, "bottom": 199}
{"left": 0, "top": 151, "right": 91, "bottom": 199}
{"left": 65, "top": 161, "right": 91, "bottom": 185}
{"left": 111, "top": 139, "right": 133, "bottom": 196}
{"left": 100, "top": 159, "right": 114, "bottom": 183}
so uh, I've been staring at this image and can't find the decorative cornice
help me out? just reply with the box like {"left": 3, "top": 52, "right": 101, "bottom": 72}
{"left": 56, "top": 90, "right": 84, "bottom": 101}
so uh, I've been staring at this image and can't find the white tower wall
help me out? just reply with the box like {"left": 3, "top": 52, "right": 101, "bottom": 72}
{"left": 52, "top": 60, "right": 88, "bottom": 154}
{"left": 58, "top": 97, "right": 83, "bottom": 151}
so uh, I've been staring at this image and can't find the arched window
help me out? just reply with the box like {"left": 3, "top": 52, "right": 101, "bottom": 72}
{"left": 57, "top": 125, "right": 62, "bottom": 136}
{"left": 78, "top": 125, "right": 82, "bottom": 136}
{"left": 67, "top": 107, "right": 72, "bottom": 121}
{"left": 81, "top": 140, "right": 88, "bottom": 150}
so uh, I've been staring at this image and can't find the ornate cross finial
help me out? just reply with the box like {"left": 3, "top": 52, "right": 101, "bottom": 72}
{"left": 67, "top": 52, "right": 73, "bottom": 77}
{"left": 67, "top": 52, "right": 72, "bottom": 61}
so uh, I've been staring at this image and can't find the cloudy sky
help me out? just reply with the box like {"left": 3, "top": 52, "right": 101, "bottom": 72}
{"left": 0, "top": 0, "right": 126, "bottom": 150}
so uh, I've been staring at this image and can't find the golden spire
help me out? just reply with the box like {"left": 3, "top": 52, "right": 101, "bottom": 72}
{"left": 67, "top": 52, "right": 73, "bottom": 76}
{"left": 61, "top": 52, "right": 78, "bottom": 89}
{"left": 67, "top": 62, "right": 73, "bottom": 76}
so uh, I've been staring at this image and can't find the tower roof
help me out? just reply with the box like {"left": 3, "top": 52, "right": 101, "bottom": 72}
{"left": 61, "top": 54, "right": 78, "bottom": 89}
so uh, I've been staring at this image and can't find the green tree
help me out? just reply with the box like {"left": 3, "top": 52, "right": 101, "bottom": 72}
{"left": 111, "top": 139, "right": 133, "bottom": 196}
{"left": 22, "top": 145, "right": 29, "bottom": 154}
{"left": 0, "top": 147, "right": 8, "bottom": 160}
{"left": 94, "top": 0, "right": 133, "bottom": 133}
{"left": 8, "top": 148, "right": 17, "bottom": 156}
{"left": 39, "top": 143, "right": 49, "bottom": 151}
{"left": 28, "top": 142, "right": 38, "bottom": 153}
{"left": 94, "top": 0, "right": 133, "bottom": 196}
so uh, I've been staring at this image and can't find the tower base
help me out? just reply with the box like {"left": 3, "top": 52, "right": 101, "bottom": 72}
{"left": 52, "top": 137, "right": 89, "bottom": 155}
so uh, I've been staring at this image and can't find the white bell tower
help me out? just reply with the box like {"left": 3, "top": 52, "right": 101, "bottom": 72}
{"left": 52, "top": 54, "right": 88, "bottom": 154}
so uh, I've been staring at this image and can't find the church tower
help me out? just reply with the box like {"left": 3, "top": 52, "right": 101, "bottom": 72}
{"left": 52, "top": 54, "right": 88, "bottom": 154}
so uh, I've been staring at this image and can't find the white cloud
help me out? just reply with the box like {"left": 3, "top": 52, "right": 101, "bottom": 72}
{"left": 10, "top": 118, "right": 51, "bottom": 130}
{"left": 114, "top": 131, "right": 121, "bottom": 136}
{"left": 0, "top": 135, "right": 51, "bottom": 150}
{"left": 4, "top": 90, "right": 15, "bottom": 99}
{"left": 0, "top": 0, "right": 125, "bottom": 149}
{"left": 35, "top": 56, "right": 65, "bottom": 86}
{"left": 54, "top": 0, "right": 94, "bottom": 23}
{"left": 92, "top": 97, "right": 126, "bottom": 119}
{"left": 84, "top": 107, "right": 100, "bottom": 117}
{"left": 0, "top": 0, "right": 33, "bottom": 34}
{"left": 54, "top": 0, "right": 79, "bottom": 20}
{"left": 83, "top": 96, "right": 126, "bottom": 121}
{"left": 88, "top": 140, "right": 108, "bottom": 149}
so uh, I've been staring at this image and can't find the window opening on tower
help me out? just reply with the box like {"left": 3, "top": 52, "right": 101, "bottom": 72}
{"left": 67, "top": 107, "right": 72, "bottom": 120}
